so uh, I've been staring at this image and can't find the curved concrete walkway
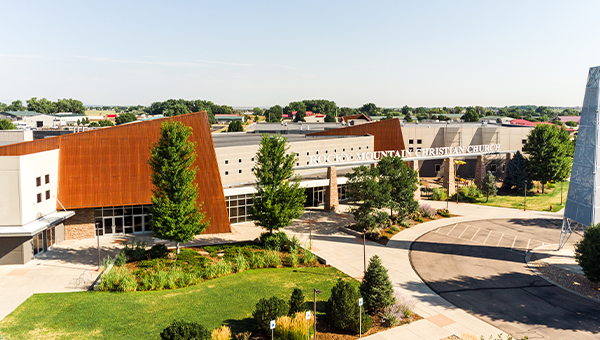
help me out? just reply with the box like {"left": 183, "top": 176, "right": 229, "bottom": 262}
{"left": 285, "top": 202, "right": 566, "bottom": 340}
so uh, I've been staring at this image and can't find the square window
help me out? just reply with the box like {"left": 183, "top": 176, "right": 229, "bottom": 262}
{"left": 306, "top": 161, "right": 309, "bottom": 165}
{"left": 435, "top": 164, "right": 441, "bottom": 172}
{"left": 409, "top": 147, "right": 414, "bottom": 152}
{"left": 491, "top": 164, "right": 497, "bottom": 172}
{"left": 316, "top": 151, "right": 319, "bottom": 155}
{"left": 307, "top": 152, "right": 310, "bottom": 156}
{"left": 225, "top": 171, "right": 229, "bottom": 176}
{"left": 251, "top": 157, "right": 255, "bottom": 162}
{"left": 296, "top": 153, "right": 299, "bottom": 157}
{"left": 359, "top": 147, "right": 361, "bottom": 150}
{"left": 334, "top": 149, "right": 337, "bottom": 152}
{"left": 45, "top": 174, "right": 50, "bottom": 184}
{"left": 36, "top": 177, "right": 41, "bottom": 187}
{"left": 343, "top": 148, "right": 345, "bottom": 152}
{"left": 238, "top": 169, "right": 242, "bottom": 174}
{"left": 296, "top": 162, "right": 299, "bottom": 166}
{"left": 37, "top": 193, "right": 42, "bottom": 203}
{"left": 238, "top": 159, "right": 242, "bottom": 163}
{"left": 251, "top": 167, "right": 254, "bottom": 172}
{"left": 325, "top": 150, "right": 328, "bottom": 154}
{"left": 45, "top": 190, "right": 50, "bottom": 200}
{"left": 225, "top": 160, "right": 229, "bottom": 165}
{"left": 417, "top": 139, "right": 422, "bottom": 144}
{"left": 351, "top": 147, "right": 353, "bottom": 151}
{"left": 366, "top": 146, "right": 369, "bottom": 150}
{"left": 417, "top": 147, "right": 422, "bottom": 151}
{"left": 409, "top": 139, "right": 414, "bottom": 144}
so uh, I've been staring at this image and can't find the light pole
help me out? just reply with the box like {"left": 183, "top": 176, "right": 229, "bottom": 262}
{"left": 524, "top": 180, "right": 527, "bottom": 211}
{"left": 313, "top": 288, "right": 322, "bottom": 340}
{"left": 96, "top": 221, "right": 101, "bottom": 270}
{"left": 362, "top": 229, "right": 366, "bottom": 274}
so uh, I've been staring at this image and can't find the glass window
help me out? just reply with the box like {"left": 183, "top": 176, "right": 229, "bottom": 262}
{"left": 114, "top": 207, "right": 124, "bottom": 216}
{"left": 133, "top": 206, "right": 143, "bottom": 215}
{"left": 316, "top": 150, "right": 319, "bottom": 155}
{"left": 409, "top": 147, "right": 414, "bottom": 152}
{"left": 143, "top": 206, "right": 151, "bottom": 215}
{"left": 36, "top": 177, "right": 41, "bottom": 187}
{"left": 296, "top": 162, "right": 299, "bottom": 166}
{"left": 491, "top": 164, "right": 497, "bottom": 171}
{"left": 343, "top": 148, "right": 345, "bottom": 152}
{"left": 334, "top": 149, "right": 337, "bottom": 152}
{"left": 225, "top": 159, "right": 229, "bottom": 164}
{"left": 103, "top": 207, "right": 114, "bottom": 217}
{"left": 358, "top": 147, "right": 361, "bottom": 150}
{"left": 238, "top": 169, "right": 242, "bottom": 174}
{"left": 409, "top": 139, "right": 414, "bottom": 144}
{"left": 134, "top": 216, "right": 143, "bottom": 232}
{"left": 124, "top": 216, "right": 133, "bottom": 233}
{"left": 225, "top": 171, "right": 229, "bottom": 176}
{"left": 37, "top": 193, "right": 42, "bottom": 203}
{"left": 123, "top": 207, "right": 132, "bottom": 216}
{"left": 251, "top": 157, "right": 255, "bottom": 162}
{"left": 417, "top": 139, "right": 422, "bottom": 144}
{"left": 94, "top": 209, "right": 103, "bottom": 218}
{"left": 95, "top": 219, "right": 103, "bottom": 236}
{"left": 45, "top": 190, "right": 50, "bottom": 200}
{"left": 435, "top": 164, "right": 441, "bottom": 172}
{"left": 238, "top": 159, "right": 242, "bottom": 163}
{"left": 307, "top": 152, "right": 309, "bottom": 155}
{"left": 229, "top": 207, "right": 238, "bottom": 217}
{"left": 45, "top": 174, "right": 50, "bottom": 184}
{"left": 230, "top": 198, "right": 239, "bottom": 207}
{"left": 32, "top": 234, "right": 39, "bottom": 255}
{"left": 366, "top": 146, "right": 369, "bottom": 150}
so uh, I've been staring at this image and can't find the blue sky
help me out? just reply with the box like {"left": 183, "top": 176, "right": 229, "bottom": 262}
{"left": 1, "top": 0, "right": 599, "bottom": 108}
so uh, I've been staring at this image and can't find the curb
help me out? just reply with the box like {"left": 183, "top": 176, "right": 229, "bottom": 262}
{"left": 525, "top": 245, "right": 599, "bottom": 303}
{"left": 338, "top": 226, "right": 363, "bottom": 237}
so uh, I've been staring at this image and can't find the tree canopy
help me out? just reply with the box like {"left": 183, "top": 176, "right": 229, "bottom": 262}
{"left": 148, "top": 121, "right": 208, "bottom": 253}
{"left": 523, "top": 124, "right": 573, "bottom": 193}
{"left": 115, "top": 112, "right": 137, "bottom": 125}
{"left": 503, "top": 151, "right": 533, "bottom": 190}
{"left": 227, "top": 120, "right": 243, "bottom": 132}
{"left": 250, "top": 134, "right": 306, "bottom": 233}
{"left": 461, "top": 108, "right": 479, "bottom": 122}
{"left": 358, "top": 103, "right": 379, "bottom": 117}
{"left": 377, "top": 156, "right": 419, "bottom": 219}
{"left": 0, "top": 119, "right": 16, "bottom": 130}
{"left": 264, "top": 105, "right": 283, "bottom": 122}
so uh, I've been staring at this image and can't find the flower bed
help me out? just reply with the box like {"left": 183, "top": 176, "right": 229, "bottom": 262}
{"left": 99, "top": 234, "right": 321, "bottom": 292}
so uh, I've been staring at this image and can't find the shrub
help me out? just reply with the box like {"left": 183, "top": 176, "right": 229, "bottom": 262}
{"left": 381, "top": 293, "right": 415, "bottom": 327}
{"left": 99, "top": 266, "right": 138, "bottom": 292}
{"left": 114, "top": 250, "right": 127, "bottom": 266}
{"left": 260, "top": 232, "right": 290, "bottom": 250}
{"left": 396, "top": 292, "right": 416, "bottom": 318}
{"left": 264, "top": 250, "right": 282, "bottom": 268}
{"left": 274, "top": 312, "right": 313, "bottom": 340}
{"left": 326, "top": 279, "right": 372, "bottom": 334}
{"left": 418, "top": 204, "right": 436, "bottom": 218}
{"left": 211, "top": 325, "right": 231, "bottom": 340}
{"left": 431, "top": 187, "right": 447, "bottom": 201}
{"left": 234, "top": 332, "right": 251, "bottom": 340}
{"left": 399, "top": 221, "right": 410, "bottom": 228}
{"left": 414, "top": 216, "right": 424, "bottom": 223}
{"left": 301, "top": 249, "right": 318, "bottom": 265}
{"left": 360, "top": 255, "right": 395, "bottom": 311}
{"left": 390, "top": 226, "right": 400, "bottom": 233}
{"left": 288, "top": 288, "right": 305, "bottom": 316}
{"left": 288, "top": 235, "right": 301, "bottom": 253}
{"left": 132, "top": 241, "right": 148, "bottom": 261}
{"left": 436, "top": 208, "right": 451, "bottom": 218}
{"left": 233, "top": 252, "right": 248, "bottom": 273}
{"left": 149, "top": 244, "right": 169, "bottom": 259}
{"left": 160, "top": 320, "right": 211, "bottom": 340}
{"left": 203, "top": 260, "right": 233, "bottom": 280}
{"left": 253, "top": 296, "right": 289, "bottom": 331}
{"left": 575, "top": 224, "right": 600, "bottom": 282}
{"left": 248, "top": 251, "right": 267, "bottom": 269}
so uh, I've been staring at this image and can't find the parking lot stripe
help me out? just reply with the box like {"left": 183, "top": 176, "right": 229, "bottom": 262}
{"left": 497, "top": 233, "right": 504, "bottom": 246}
{"left": 447, "top": 224, "right": 457, "bottom": 235}
{"left": 526, "top": 239, "right": 530, "bottom": 251}
{"left": 483, "top": 230, "right": 492, "bottom": 244}
{"left": 458, "top": 225, "right": 469, "bottom": 239}
{"left": 470, "top": 228, "right": 480, "bottom": 241}
{"left": 511, "top": 235, "right": 517, "bottom": 250}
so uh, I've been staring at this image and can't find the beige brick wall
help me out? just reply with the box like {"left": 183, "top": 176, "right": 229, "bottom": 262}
{"left": 64, "top": 208, "right": 95, "bottom": 239}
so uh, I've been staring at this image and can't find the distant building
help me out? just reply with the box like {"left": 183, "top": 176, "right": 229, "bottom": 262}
{"left": 214, "top": 114, "right": 244, "bottom": 123}
{"left": 554, "top": 116, "right": 581, "bottom": 124}
{"left": 340, "top": 114, "right": 371, "bottom": 125}
{"left": 0, "top": 111, "right": 41, "bottom": 122}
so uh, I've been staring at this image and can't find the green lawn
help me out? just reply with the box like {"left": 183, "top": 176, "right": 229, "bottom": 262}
{"left": 474, "top": 181, "right": 569, "bottom": 212}
{"left": 0, "top": 267, "right": 348, "bottom": 340}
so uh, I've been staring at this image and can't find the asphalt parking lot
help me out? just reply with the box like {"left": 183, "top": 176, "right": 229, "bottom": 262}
{"left": 410, "top": 218, "right": 600, "bottom": 340}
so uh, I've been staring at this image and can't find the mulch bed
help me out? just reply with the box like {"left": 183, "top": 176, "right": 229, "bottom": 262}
{"left": 249, "top": 313, "right": 423, "bottom": 340}
{"left": 530, "top": 253, "right": 600, "bottom": 300}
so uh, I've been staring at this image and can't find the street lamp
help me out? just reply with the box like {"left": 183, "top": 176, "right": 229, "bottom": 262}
{"left": 313, "top": 288, "right": 322, "bottom": 340}
{"left": 362, "top": 229, "right": 367, "bottom": 274}
{"left": 524, "top": 180, "right": 527, "bottom": 211}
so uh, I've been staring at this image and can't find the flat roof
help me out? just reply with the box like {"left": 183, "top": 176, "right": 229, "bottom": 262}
{"left": 249, "top": 122, "right": 342, "bottom": 133}
{"left": 212, "top": 132, "right": 368, "bottom": 148}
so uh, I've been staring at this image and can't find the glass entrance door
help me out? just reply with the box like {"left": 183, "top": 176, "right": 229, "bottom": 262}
{"left": 114, "top": 217, "right": 124, "bottom": 233}
{"left": 134, "top": 216, "right": 143, "bottom": 233}
{"left": 104, "top": 218, "right": 113, "bottom": 235}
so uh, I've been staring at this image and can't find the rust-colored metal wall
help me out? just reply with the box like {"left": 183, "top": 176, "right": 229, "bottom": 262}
{"left": 0, "top": 112, "right": 230, "bottom": 234}
{"left": 307, "top": 118, "right": 405, "bottom": 152}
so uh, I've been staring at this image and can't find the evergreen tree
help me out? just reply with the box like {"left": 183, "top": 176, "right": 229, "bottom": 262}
{"left": 148, "top": 121, "right": 209, "bottom": 254}
{"left": 378, "top": 155, "right": 419, "bottom": 219}
{"left": 359, "top": 255, "right": 395, "bottom": 311}
{"left": 481, "top": 171, "right": 497, "bottom": 202}
{"left": 288, "top": 288, "right": 305, "bottom": 316}
{"left": 326, "top": 279, "right": 372, "bottom": 334}
{"left": 502, "top": 151, "right": 532, "bottom": 191}
{"left": 250, "top": 134, "right": 306, "bottom": 233}
{"left": 523, "top": 124, "right": 573, "bottom": 193}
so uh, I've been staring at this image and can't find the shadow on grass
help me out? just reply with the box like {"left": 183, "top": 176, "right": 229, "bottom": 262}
{"left": 223, "top": 318, "right": 255, "bottom": 334}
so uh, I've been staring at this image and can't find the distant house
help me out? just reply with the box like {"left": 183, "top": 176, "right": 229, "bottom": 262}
{"left": 340, "top": 114, "right": 371, "bottom": 125}
{"left": 508, "top": 119, "right": 575, "bottom": 132}
{"left": 50, "top": 113, "right": 88, "bottom": 126}
{"left": 554, "top": 116, "right": 581, "bottom": 124}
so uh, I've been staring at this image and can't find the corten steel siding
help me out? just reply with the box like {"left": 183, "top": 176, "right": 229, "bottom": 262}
{"left": 0, "top": 112, "right": 230, "bottom": 234}
{"left": 306, "top": 118, "right": 406, "bottom": 152}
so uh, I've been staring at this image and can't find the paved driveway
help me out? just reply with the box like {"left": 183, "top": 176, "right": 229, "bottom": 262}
{"left": 410, "top": 218, "right": 599, "bottom": 340}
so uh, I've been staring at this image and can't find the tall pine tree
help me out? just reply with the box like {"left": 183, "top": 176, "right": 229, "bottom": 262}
{"left": 250, "top": 134, "right": 306, "bottom": 233}
{"left": 148, "top": 121, "right": 208, "bottom": 253}
{"left": 503, "top": 151, "right": 532, "bottom": 191}
{"left": 359, "top": 255, "right": 395, "bottom": 311}
{"left": 481, "top": 171, "right": 497, "bottom": 202}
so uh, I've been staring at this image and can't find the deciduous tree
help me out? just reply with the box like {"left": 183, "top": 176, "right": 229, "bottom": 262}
{"left": 227, "top": 120, "right": 243, "bottom": 132}
{"left": 250, "top": 134, "right": 306, "bottom": 233}
{"left": 148, "top": 121, "right": 209, "bottom": 254}
{"left": 377, "top": 156, "right": 418, "bottom": 219}
{"left": 0, "top": 119, "right": 16, "bottom": 130}
{"left": 523, "top": 124, "right": 573, "bottom": 193}
{"left": 115, "top": 112, "right": 137, "bottom": 125}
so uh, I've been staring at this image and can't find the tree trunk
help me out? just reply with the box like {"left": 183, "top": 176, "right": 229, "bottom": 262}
{"left": 176, "top": 242, "right": 180, "bottom": 254}
{"left": 486, "top": 193, "right": 489, "bottom": 203}
{"left": 542, "top": 183, "right": 545, "bottom": 194}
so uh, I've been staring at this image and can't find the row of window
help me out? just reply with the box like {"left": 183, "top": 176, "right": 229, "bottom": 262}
{"left": 408, "top": 139, "right": 422, "bottom": 145}
{"left": 35, "top": 174, "right": 50, "bottom": 187}
{"left": 433, "top": 163, "right": 501, "bottom": 172}
{"left": 224, "top": 169, "right": 253, "bottom": 176}
{"left": 32, "top": 226, "right": 56, "bottom": 256}
{"left": 222, "top": 146, "right": 371, "bottom": 166}
{"left": 36, "top": 190, "right": 51, "bottom": 203}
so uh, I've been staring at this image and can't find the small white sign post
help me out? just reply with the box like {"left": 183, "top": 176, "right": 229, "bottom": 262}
{"left": 358, "top": 298, "right": 363, "bottom": 338}
{"left": 270, "top": 320, "right": 276, "bottom": 340}
{"left": 306, "top": 310, "right": 311, "bottom": 340}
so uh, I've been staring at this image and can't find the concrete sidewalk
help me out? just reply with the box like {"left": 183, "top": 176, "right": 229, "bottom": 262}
{"left": 285, "top": 202, "right": 564, "bottom": 340}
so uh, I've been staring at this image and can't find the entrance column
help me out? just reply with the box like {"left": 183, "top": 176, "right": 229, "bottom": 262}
{"left": 324, "top": 166, "right": 339, "bottom": 212}
{"left": 474, "top": 155, "right": 485, "bottom": 188}
{"left": 503, "top": 153, "right": 512, "bottom": 180}
{"left": 409, "top": 160, "right": 421, "bottom": 200}
{"left": 443, "top": 158, "right": 455, "bottom": 196}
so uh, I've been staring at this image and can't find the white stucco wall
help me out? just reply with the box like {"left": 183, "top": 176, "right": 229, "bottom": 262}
{"left": 0, "top": 149, "right": 59, "bottom": 226}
